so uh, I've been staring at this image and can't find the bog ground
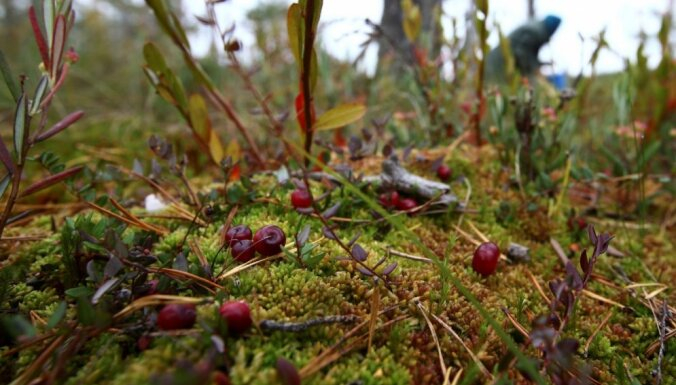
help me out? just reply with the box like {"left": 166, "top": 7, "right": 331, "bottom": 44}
{"left": 0, "top": 1, "right": 673, "bottom": 385}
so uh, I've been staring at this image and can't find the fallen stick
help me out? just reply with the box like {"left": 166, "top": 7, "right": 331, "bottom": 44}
{"left": 301, "top": 156, "right": 460, "bottom": 207}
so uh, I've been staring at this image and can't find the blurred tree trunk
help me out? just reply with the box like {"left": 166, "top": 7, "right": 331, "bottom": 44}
{"left": 527, "top": 0, "right": 535, "bottom": 19}
{"left": 377, "top": 0, "right": 442, "bottom": 73}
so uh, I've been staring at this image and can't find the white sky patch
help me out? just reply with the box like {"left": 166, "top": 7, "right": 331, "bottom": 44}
{"left": 184, "top": 0, "right": 671, "bottom": 76}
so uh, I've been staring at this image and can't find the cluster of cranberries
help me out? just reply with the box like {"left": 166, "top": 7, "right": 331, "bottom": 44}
{"left": 156, "top": 300, "right": 253, "bottom": 336}
{"left": 224, "top": 224, "right": 286, "bottom": 262}
{"left": 378, "top": 191, "right": 418, "bottom": 211}
{"left": 472, "top": 242, "right": 500, "bottom": 276}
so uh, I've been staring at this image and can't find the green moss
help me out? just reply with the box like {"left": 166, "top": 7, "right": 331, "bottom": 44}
{"left": 1, "top": 148, "right": 672, "bottom": 385}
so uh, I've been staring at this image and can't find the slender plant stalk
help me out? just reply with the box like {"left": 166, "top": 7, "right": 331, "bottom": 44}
{"left": 471, "top": 13, "right": 487, "bottom": 145}
{"left": 302, "top": 0, "right": 316, "bottom": 166}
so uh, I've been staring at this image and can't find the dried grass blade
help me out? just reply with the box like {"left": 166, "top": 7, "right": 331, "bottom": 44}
{"left": 583, "top": 310, "right": 613, "bottom": 356}
{"left": 415, "top": 299, "right": 448, "bottom": 377}
{"left": 431, "top": 313, "right": 492, "bottom": 379}
{"left": 582, "top": 289, "right": 625, "bottom": 308}
{"left": 114, "top": 294, "right": 206, "bottom": 320}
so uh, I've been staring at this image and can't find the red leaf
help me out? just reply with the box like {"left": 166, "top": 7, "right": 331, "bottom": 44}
{"left": 50, "top": 15, "right": 67, "bottom": 79}
{"left": 295, "top": 90, "right": 315, "bottom": 133}
{"left": 35, "top": 110, "right": 84, "bottom": 142}
{"left": 29, "top": 6, "right": 50, "bottom": 68}
{"left": 20, "top": 166, "right": 83, "bottom": 197}
{"left": 333, "top": 129, "right": 346, "bottom": 147}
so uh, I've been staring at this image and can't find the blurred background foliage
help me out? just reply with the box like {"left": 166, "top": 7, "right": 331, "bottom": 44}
{"left": 0, "top": 0, "right": 673, "bottom": 208}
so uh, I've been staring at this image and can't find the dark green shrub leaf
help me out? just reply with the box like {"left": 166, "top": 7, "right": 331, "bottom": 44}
{"left": 13, "top": 94, "right": 28, "bottom": 162}
{"left": 46, "top": 301, "right": 67, "bottom": 329}
{"left": 30, "top": 75, "right": 50, "bottom": 115}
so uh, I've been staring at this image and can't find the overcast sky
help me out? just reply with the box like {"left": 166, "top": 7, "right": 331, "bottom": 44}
{"left": 185, "top": 0, "right": 672, "bottom": 76}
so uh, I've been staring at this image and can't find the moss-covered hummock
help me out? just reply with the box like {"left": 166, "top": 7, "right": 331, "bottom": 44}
{"left": 1, "top": 147, "right": 673, "bottom": 385}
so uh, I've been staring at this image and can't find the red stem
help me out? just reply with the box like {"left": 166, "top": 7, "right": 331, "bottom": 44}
{"left": 301, "top": 0, "right": 316, "bottom": 167}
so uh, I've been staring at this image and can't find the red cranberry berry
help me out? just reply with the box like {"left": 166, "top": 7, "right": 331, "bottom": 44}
{"left": 290, "top": 189, "right": 312, "bottom": 209}
{"left": 157, "top": 303, "right": 197, "bottom": 330}
{"left": 379, "top": 191, "right": 400, "bottom": 208}
{"left": 472, "top": 242, "right": 500, "bottom": 276}
{"left": 231, "top": 239, "right": 256, "bottom": 262}
{"left": 253, "top": 225, "right": 286, "bottom": 256}
{"left": 219, "top": 300, "right": 252, "bottom": 335}
{"left": 224, "top": 225, "right": 252, "bottom": 247}
{"left": 437, "top": 165, "right": 452, "bottom": 181}
{"left": 396, "top": 198, "right": 418, "bottom": 211}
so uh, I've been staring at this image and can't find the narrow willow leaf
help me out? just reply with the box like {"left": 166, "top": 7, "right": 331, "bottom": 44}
{"left": 30, "top": 75, "right": 50, "bottom": 115}
{"left": 92, "top": 278, "right": 120, "bottom": 304}
{"left": 208, "top": 130, "right": 224, "bottom": 163}
{"left": 19, "top": 165, "right": 83, "bottom": 197}
{"left": 286, "top": 4, "right": 302, "bottom": 66}
{"left": 29, "top": 6, "right": 49, "bottom": 67}
{"left": 188, "top": 93, "right": 211, "bottom": 141}
{"left": 13, "top": 94, "right": 27, "bottom": 162}
{"left": 50, "top": 15, "right": 66, "bottom": 79}
{"left": 35, "top": 110, "right": 84, "bottom": 142}
{"left": 0, "top": 50, "right": 20, "bottom": 101}
{"left": 145, "top": 0, "right": 176, "bottom": 46}
{"left": 43, "top": 0, "right": 55, "bottom": 51}
{"left": 143, "top": 42, "right": 168, "bottom": 73}
{"left": 0, "top": 174, "right": 11, "bottom": 200}
{"left": 313, "top": 103, "right": 367, "bottom": 131}
{"left": 309, "top": 0, "right": 323, "bottom": 32}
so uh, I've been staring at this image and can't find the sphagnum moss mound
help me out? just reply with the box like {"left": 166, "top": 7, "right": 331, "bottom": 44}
{"left": 1, "top": 146, "right": 673, "bottom": 385}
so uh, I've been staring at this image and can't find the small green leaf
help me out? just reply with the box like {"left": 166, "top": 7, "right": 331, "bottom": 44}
{"left": 143, "top": 42, "right": 168, "bottom": 73}
{"left": 313, "top": 103, "right": 367, "bottom": 131}
{"left": 30, "top": 75, "right": 50, "bottom": 115}
{"left": 65, "top": 286, "right": 92, "bottom": 298}
{"left": 188, "top": 93, "right": 211, "bottom": 142}
{"left": 287, "top": 4, "right": 302, "bottom": 66}
{"left": 13, "top": 94, "right": 28, "bottom": 163}
{"left": 46, "top": 301, "right": 67, "bottom": 329}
